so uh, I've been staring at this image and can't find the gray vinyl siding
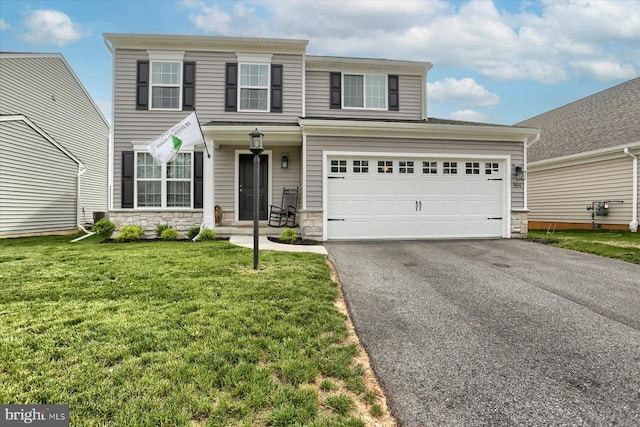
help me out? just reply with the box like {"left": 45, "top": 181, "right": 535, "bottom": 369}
{"left": 0, "top": 55, "right": 110, "bottom": 225}
{"left": 305, "top": 136, "right": 523, "bottom": 210}
{"left": 0, "top": 120, "right": 78, "bottom": 236}
{"left": 305, "top": 71, "right": 424, "bottom": 120}
{"left": 112, "top": 49, "right": 303, "bottom": 207}
{"left": 528, "top": 157, "right": 636, "bottom": 225}
{"left": 213, "top": 145, "right": 301, "bottom": 217}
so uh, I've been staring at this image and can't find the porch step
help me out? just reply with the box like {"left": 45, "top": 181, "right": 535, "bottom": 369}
{"left": 214, "top": 225, "right": 299, "bottom": 237}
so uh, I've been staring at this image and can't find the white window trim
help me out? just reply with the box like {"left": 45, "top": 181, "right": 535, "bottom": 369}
{"left": 342, "top": 73, "right": 388, "bottom": 110}
{"left": 132, "top": 145, "right": 194, "bottom": 209}
{"left": 236, "top": 53, "right": 273, "bottom": 113}
{"left": 147, "top": 50, "right": 185, "bottom": 111}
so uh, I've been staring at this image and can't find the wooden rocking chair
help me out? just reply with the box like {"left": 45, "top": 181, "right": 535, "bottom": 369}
{"left": 268, "top": 187, "right": 299, "bottom": 227}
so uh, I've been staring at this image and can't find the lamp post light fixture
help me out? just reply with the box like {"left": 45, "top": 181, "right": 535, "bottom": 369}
{"left": 281, "top": 155, "right": 289, "bottom": 169}
{"left": 249, "top": 128, "right": 264, "bottom": 270}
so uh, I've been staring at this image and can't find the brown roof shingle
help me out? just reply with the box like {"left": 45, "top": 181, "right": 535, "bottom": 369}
{"left": 517, "top": 77, "right": 640, "bottom": 162}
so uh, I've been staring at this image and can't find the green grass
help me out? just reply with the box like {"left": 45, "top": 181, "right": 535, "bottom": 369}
{"left": 0, "top": 235, "right": 372, "bottom": 426}
{"left": 528, "top": 229, "right": 640, "bottom": 264}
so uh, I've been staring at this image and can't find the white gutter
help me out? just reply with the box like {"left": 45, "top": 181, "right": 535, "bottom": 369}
{"left": 624, "top": 147, "right": 638, "bottom": 232}
{"left": 72, "top": 165, "right": 97, "bottom": 242}
{"left": 524, "top": 133, "right": 541, "bottom": 210}
{"left": 104, "top": 35, "right": 115, "bottom": 211}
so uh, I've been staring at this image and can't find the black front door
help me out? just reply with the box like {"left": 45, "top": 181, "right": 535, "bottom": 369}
{"left": 239, "top": 154, "right": 268, "bottom": 220}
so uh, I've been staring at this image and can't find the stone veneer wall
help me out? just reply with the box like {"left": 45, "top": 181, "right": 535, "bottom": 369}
{"left": 299, "top": 209, "right": 323, "bottom": 240}
{"left": 511, "top": 210, "right": 529, "bottom": 238}
{"left": 108, "top": 210, "right": 203, "bottom": 239}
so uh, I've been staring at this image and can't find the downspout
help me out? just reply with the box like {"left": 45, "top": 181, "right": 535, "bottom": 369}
{"left": 72, "top": 165, "right": 97, "bottom": 242}
{"left": 104, "top": 35, "right": 115, "bottom": 211}
{"left": 524, "top": 133, "right": 541, "bottom": 210}
{"left": 624, "top": 147, "right": 638, "bottom": 232}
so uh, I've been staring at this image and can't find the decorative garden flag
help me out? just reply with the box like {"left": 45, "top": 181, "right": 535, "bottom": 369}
{"left": 147, "top": 112, "right": 203, "bottom": 164}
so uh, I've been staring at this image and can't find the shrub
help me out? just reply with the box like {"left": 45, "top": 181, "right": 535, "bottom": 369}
{"left": 155, "top": 223, "right": 172, "bottom": 238}
{"left": 93, "top": 218, "right": 115, "bottom": 239}
{"left": 160, "top": 228, "right": 179, "bottom": 241}
{"left": 187, "top": 226, "right": 201, "bottom": 240}
{"left": 197, "top": 228, "right": 218, "bottom": 241}
{"left": 115, "top": 225, "right": 144, "bottom": 243}
{"left": 279, "top": 228, "right": 298, "bottom": 243}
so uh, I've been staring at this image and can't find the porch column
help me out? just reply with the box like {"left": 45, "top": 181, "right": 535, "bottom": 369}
{"left": 202, "top": 141, "right": 215, "bottom": 229}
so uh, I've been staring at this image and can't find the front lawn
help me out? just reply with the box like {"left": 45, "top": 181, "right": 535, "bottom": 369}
{"left": 0, "top": 235, "right": 381, "bottom": 426}
{"left": 528, "top": 229, "right": 640, "bottom": 264}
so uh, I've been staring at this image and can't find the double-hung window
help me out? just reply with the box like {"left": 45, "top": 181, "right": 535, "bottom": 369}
{"left": 239, "top": 64, "right": 269, "bottom": 111}
{"left": 343, "top": 73, "right": 387, "bottom": 109}
{"left": 135, "top": 152, "right": 192, "bottom": 208}
{"left": 148, "top": 51, "right": 185, "bottom": 110}
{"left": 234, "top": 53, "right": 273, "bottom": 112}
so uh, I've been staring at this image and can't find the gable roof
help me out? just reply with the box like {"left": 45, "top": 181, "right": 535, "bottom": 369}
{"left": 517, "top": 77, "right": 640, "bottom": 162}
{"left": 0, "top": 52, "right": 110, "bottom": 129}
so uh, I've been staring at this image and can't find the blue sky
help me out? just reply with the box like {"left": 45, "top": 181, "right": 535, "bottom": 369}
{"left": 1, "top": 0, "right": 639, "bottom": 125}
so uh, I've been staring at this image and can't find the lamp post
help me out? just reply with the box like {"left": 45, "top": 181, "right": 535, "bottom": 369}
{"left": 249, "top": 128, "right": 264, "bottom": 270}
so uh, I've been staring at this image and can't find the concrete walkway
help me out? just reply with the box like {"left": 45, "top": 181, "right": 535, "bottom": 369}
{"left": 229, "top": 235, "right": 328, "bottom": 255}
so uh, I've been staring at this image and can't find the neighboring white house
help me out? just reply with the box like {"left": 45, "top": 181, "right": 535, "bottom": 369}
{"left": 104, "top": 33, "right": 539, "bottom": 240}
{"left": 518, "top": 78, "right": 640, "bottom": 232}
{"left": 0, "top": 53, "right": 111, "bottom": 237}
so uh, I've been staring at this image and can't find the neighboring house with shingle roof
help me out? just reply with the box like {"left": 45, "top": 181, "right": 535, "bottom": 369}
{"left": 517, "top": 77, "right": 640, "bottom": 232}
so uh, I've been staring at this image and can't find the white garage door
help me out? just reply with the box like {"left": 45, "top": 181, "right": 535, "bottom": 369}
{"left": 327, "top": 156, "right": 506, "bottom": 239}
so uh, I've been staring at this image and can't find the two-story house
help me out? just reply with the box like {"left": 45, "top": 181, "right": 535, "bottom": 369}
{"left": 104, "top": 33, "right": 538, "bottom": 241}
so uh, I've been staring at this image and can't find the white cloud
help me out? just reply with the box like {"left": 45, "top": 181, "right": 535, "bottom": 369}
{"left": 189, "top": 2, "right": 266, "bottom": 36}
{"left": 0, "top": 18, "right": 9, "bottom": 31}
{"left": 186, "top": 0, "right": 640, "bottom": 83}
{"left": 428, "top": 78, "right": 500, "bottom": 107}
{"left": 21, "top": 9, "right": 84, "bottom": 46}
{"left": 449, "top": 109, "right": 490, "bottom": 123}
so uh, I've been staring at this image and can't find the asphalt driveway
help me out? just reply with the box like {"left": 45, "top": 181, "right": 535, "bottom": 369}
{"left": 326, "top": 239, "right": 640, "bottom": 426}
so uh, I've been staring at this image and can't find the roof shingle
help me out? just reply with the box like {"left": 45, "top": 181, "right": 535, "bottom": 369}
{"left": 517, "top": 77, "right": 640, "bottom": 162}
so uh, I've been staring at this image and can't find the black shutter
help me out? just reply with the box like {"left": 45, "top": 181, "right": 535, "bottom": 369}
{"left": 271, "top": 64, "right": 283, "bottom": 113}
{"left": 121, "top": 151, "right": 134, "bottom": 208}
{"left": 225, "top": 63, "right": 238, "bottom": 112}
{"left": 388, "top": 75, "right": 399, "bottom": 111}
{"left": 183, "top": 61, "right": 196, "bottom": 111}
{"left": 194, "top": 152, "right": 204, "bottom": 209}
{"left": 136, "top": 61, "right": 149, "bottom": 110}
{"left": 330, "top": 72, "right": 342, "bottom": 109}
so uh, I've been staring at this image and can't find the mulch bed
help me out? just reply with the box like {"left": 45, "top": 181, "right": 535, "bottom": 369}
{"left": 267, "top": 236, "right": 323, "bottom": 246}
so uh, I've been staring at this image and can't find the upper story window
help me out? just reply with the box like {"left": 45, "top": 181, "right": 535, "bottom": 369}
{"left": 226, "top": 53, "right": 283, "bottom": 113}
{"left": 136, "top": 50, "right": 195, "bottom": 111}
{"left": 151, "top": 61, "right": 181, "bottom": 109}
{"left": 239, "top": 63, "right": 269, "bottom": 111}
{"left": 343, "top": 74, "right": 387, "bottom": 109}
{"left": 330, "top": 73, "right": 399, "bottom": 111}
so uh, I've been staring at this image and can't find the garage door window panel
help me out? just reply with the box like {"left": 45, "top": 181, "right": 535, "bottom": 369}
{"left": 378, "top": 160, "right": 393, "bottom": 174}
{"left": 399, "top": 161, "right": 414, "bottom": 174}
{"left": 443, "top": 162, "right": 458, "bottom": 174}
{"left": 353, "top": 160, "right": 369, "bottom": 173}
{"left": 331, "top": 160, "right": 347, "bottom": 173}
{"left": 423, "top": 161, "right": 438, "bottom": 174}
{"left": 485, "top": 162, "right": 500, "bottom": 175}
{"left": 466, "top": 162, "right": 480, "bottom": 175}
